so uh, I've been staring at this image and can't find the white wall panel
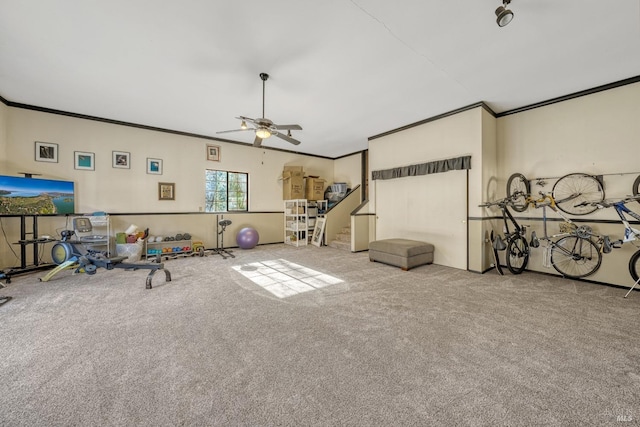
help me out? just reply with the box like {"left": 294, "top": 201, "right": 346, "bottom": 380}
{"left": 369, "top": 107, "right": 483, "bottom": 270}
{"left": 375, "top": 171, "right": 467, "bottom": 269}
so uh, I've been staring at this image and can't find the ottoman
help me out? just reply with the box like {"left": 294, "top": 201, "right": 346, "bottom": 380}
{"left": 369, "top": 238, "right": 434, "bottom": 271}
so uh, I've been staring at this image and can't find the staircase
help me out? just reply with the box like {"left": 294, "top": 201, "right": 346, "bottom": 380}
{"left": 328, "top": 224, "right": 351, "bottom": 251}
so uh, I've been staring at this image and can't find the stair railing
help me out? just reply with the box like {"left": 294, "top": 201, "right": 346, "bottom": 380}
{"left": 323, "top": 185, "right": 361, "bottom": 250}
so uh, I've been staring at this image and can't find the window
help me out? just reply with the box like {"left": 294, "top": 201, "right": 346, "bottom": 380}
{"left": 205, "top": 170, "right": 248, "bottom": 212}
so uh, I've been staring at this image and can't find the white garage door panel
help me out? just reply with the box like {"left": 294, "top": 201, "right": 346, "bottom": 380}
{"left": 375, "top": 171, "right": 467, "bottom": 270}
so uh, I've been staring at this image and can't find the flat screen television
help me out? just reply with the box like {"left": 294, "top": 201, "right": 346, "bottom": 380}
{"left": 0, "top": 175, "right": 75, "bottom": 215}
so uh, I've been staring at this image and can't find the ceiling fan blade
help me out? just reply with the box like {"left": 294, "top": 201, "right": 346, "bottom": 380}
{"left": 216, "top": 128, "right": 254, "bottom": 134}
{"left": 274, "top": 132, "right": 301, "bottom": 145}
{"left": 253, "top": 135, "right": 263, "bottom": 147}
{"left": 236, "top": 115, "right": 255, "bottom": 122}
{"left": 274, "top": 124, "right": 302, "bottom": 131}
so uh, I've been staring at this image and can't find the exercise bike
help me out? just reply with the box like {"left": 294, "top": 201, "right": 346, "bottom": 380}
{"left": 39, "top": 217, "right": 171, "bottom": 289}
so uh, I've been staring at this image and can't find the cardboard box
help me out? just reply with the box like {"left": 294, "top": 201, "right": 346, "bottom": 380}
{"left": 283, "top": 168, "right": 304, "bottom": 200}
{"left": 283, "top": 165, "right": 304, "bottom": 172}
{"left": 305, "top": 178, "right": 326, "bottom": 201}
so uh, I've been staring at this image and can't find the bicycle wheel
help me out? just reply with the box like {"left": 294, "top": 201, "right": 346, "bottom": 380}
{"left": 552, "top": 173, "right": 604, "bottom": 215}
{"left": 633, "top": 175, "right": 640, "bottom": 205}
{"left": 550, "top": 236, "right": 602, "bottom": 278}
{"left": 506, "top": 235, "right": 529, "bottom": 274}
{"left": 506, "top": 173, "right": 530, "bottom": 212}
{"left": 629, "top": 250, "right": 640, "bottom": 282}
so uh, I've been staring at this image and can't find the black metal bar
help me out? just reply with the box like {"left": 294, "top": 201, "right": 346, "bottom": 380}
{"left": 20, "top": 216, "right": 27, "bottom": 269}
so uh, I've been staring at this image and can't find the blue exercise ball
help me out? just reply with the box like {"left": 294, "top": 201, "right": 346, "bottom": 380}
{"left": 236, "top": 227, "right": 259, "bottom": 249}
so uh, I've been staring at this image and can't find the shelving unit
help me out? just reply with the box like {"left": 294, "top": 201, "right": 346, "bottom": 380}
{"left": 77, "top": 215, "right": 111, "bottom": 256}
{"left": 145, "top": 239, "right": 193, "bottom": 260}
{"left": 284, "top": 199, "right": 308, "bottom": 247}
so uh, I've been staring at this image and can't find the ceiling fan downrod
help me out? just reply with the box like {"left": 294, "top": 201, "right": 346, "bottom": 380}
{"left": 260, "top": 72, "right": 269, "bottom": 119}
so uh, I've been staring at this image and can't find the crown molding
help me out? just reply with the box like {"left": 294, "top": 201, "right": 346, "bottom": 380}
{"left": 497, "top": 74, "right": 640, "bottom": 117}
{"left": 368, "top": 102, "right": 495, "bottom": 141}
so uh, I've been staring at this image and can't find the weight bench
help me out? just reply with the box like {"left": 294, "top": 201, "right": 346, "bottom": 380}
{"left": 369, "top": 238, "right": 434, "bottom": 271}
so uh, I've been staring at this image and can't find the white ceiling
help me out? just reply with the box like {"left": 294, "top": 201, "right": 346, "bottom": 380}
{"left": 1, "top": 1, "right": 639, "bottom": 158}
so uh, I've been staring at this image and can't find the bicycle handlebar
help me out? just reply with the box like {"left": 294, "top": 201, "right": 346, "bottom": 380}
{"left": 478, "top": 191, "right": 525, "bottom": 208}
{"left": 580, "top": 194, "right": 640, "bottom": 208}
{"left": 527, "top": 192, "right": 555, "bottom": 209}
{"left": 478, "top": 199, "right": 508, "bottom": 208}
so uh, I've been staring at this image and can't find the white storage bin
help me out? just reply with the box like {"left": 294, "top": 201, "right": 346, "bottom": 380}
{"left": 116, "top": 242, "right": 143, "bottom": 262}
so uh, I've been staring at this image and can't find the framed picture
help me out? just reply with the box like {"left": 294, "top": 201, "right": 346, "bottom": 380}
{"left": 311, "top": 217, "right": 326, "bottom": 247}
{"left": 35, "top": 141, "right": 58, "bottom": 163}
{"left": 147, "top": 158, "right": 163, "bottom": 175}
{"left": 112, "top": 151, "right": 130, "bottom": 169}
{"left": 206, "top": 144, "right": 221, "bottom": 162}
{"left": 158, "top": 182, "right": 175, "bottom": 200}
{"left": 74, "top": 151, "right": 95, "bottom": 171}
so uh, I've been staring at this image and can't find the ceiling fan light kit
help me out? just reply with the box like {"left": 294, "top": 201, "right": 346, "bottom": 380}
{"left": 495, "top": 0, "right": 514, "bottom": 27}
{"left": 216, "top": 73, "right": 303, "bottom": 147}
{"left": 255, "top": 127, "right": 272, "bottom": 139}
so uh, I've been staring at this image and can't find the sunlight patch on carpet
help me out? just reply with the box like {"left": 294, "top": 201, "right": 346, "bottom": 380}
{"left": 232, "top": 259, "right": 343, "bottom": 298}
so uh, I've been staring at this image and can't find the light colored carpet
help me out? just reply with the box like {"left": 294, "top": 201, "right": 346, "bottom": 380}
{"left": 0, "top": 244, "right": 639, "bottom": 426}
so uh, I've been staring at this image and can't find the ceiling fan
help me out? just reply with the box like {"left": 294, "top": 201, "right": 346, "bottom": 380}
{"left": 217, "top": 73, "right": 302, "bottom": 147}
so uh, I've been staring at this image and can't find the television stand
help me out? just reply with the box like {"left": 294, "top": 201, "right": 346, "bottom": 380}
{"left": 4, "top": 215, "right": 57, "bottom": 282}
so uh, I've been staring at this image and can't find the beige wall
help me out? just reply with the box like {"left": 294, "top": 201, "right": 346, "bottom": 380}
{"left": 5, "top": 80, "right": 639, "bottom": 286}
{"left": 498, "top": 82, "right": 640, "bottom": 182}
{"left": 0, "top": 102, "right": 7, "bottom": 166}
{"left": 369, "top": 107, "right": 484, "bottom": 270}
{"left": 0, "top": 107, "right": 337, "bottom": 269}
{"left": 494, "top": 82, "right": 640, "bottom": 286}
{"left": 110, "top": 212, "right": 284, "bottom": 254}
{"left": 368, "top": 81, "right": 640, "bottom": 288}
{"left": 470, "top": 108, "right": 499, "bottom": 272}
{"left": 4, "top": 108, "right": 335, "bottom": 213}
{"left": 333, "top": 152, "right": 362, "bottom": 191}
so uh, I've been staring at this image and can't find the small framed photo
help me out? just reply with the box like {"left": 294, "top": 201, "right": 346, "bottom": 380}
{"left": 147, "top": 158, "right": 163, "bottom": 175}
{"left": 112, "top": 151, "right": 130, "bottom": 169}
{"left": 206, "top": 144, "right": 221, "bottom": 162}
{"left": 35, "top": 141, "right": 58, "bottom": 163}
{"left": 158, "top": 182, "right": 175, "bottom": 200}
{"left": 74, "top": 151, "right": 95, "bottom": 171}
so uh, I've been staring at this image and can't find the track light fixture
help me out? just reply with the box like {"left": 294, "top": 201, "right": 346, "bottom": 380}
{"left": 240, "top": 120, "right": 247, "bottom": 130}
{"left": 495, "top": 0, "right": 514, "bottom": 27}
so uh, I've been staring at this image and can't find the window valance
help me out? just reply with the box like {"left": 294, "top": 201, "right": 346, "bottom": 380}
{"left": 371, "top": 155, "right": 471, "bottom": 180}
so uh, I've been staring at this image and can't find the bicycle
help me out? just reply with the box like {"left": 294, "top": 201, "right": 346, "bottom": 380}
{"left": 527, "top": 192, "right": 611, "bottom": 279}
{"left": 584, "top": 194, "right": 640, "bottom": 294}
{"left": 479, "top": 194, "right": 530, "bottom": 275}
{"left": 506, "top": 172, "right": 605, "bottom": 215}
{"left": 634, "top": 175, "right": 640, "bottom": 203}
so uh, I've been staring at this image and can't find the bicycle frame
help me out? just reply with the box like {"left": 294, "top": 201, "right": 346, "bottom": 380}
{"left": 479, "top": 194, "right": 526, "bottom": 240}
{"left": 537, "top": 203, "right": 580, "bottom": 268}
{"left": 610, "top": 202, "right": 640, "bottom": 244}
{"left": 479, "top": 194, "right": 531, "bottom": 275}
{"left": 530, "top": 193, "right": 574, "bottom": 240}
{"left": 530, "top": 192, "right": 603, "bottom": 241}
{"left": 530, "top": 192, "right": 604, "bottom": 272}
{"left": 590, "top": 195, "right": 640, "bottom": 294}
{"left": 501, "top": 203, "right": 526, "bottom": 240}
